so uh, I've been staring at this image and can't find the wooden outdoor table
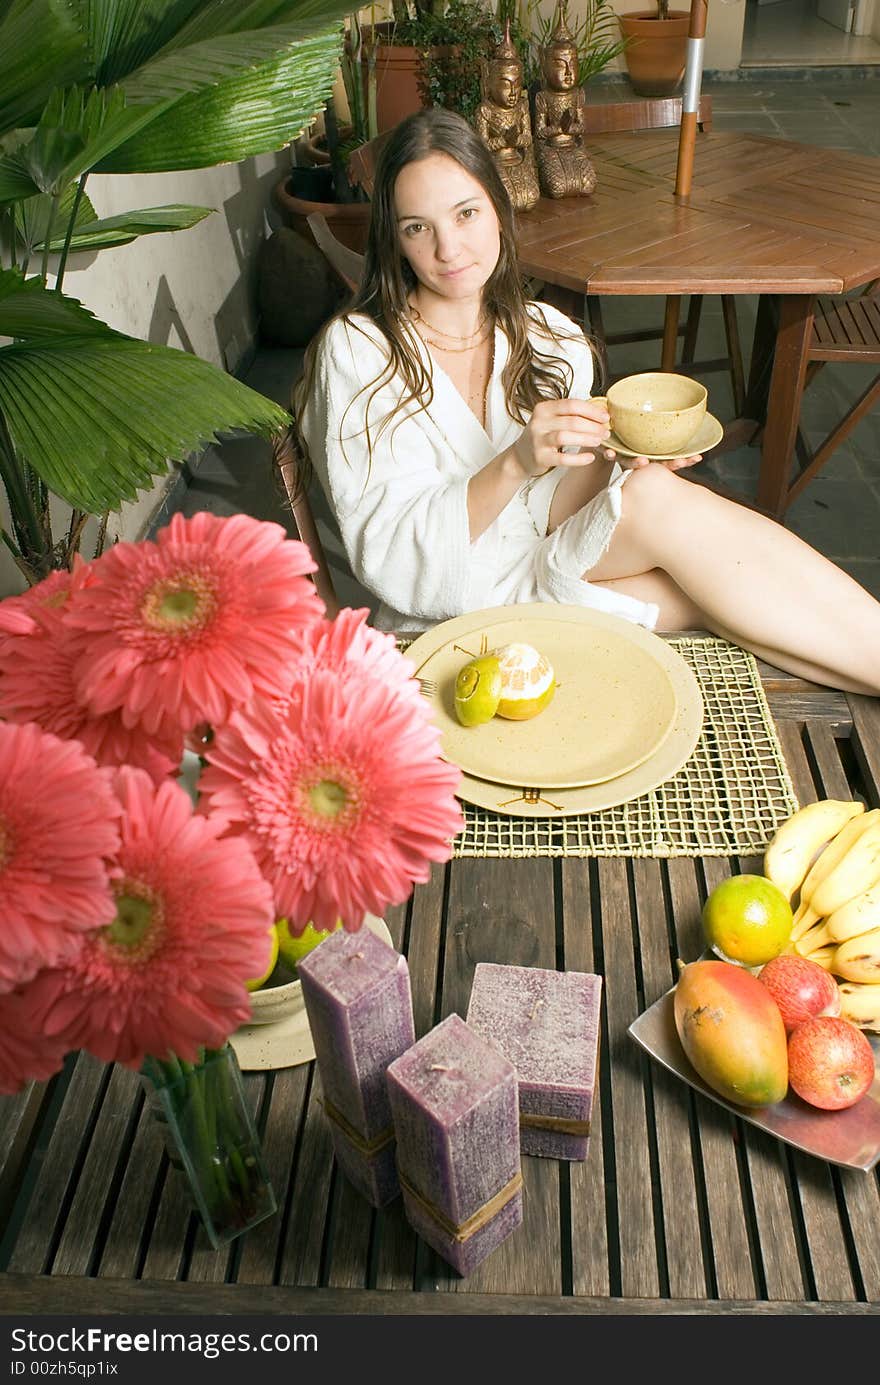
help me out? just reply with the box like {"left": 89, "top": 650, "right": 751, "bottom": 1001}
{"left": 2, "top": 653, "right": 880, "bottom": 1317}
{"left": 515, "top": 129, "right": 880, "bottom": 516}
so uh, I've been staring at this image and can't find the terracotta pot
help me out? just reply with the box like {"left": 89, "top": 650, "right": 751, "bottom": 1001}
{"left": 372, "top": 40, "right": 425, "bottom": 133}
{"left": 272, "top": 176, "right": 372, "bottom": 255}
{"left": 618, "top": 11, "right": 691, "bottom": 98}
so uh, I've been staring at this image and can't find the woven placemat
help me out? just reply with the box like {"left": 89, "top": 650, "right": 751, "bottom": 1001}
{"left": 449, "top": 637, "right": 798, "bottom": 859}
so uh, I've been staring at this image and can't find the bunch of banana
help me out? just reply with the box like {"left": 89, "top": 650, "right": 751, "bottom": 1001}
{"left": 764, "top": 799, "right": 880, "bottom": 1029}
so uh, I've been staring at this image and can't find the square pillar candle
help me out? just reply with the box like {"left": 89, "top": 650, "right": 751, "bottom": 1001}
{"left": 466, "top": 963, "right": 602, "bottom": 1161}
{"left": 296, "top": 927, "right": 415, "bottom": 1207}
{"left": 386, "top": 1013, "right": 522, "bottom": 1277}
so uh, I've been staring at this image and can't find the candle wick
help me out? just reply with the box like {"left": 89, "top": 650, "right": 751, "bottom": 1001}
{"left": 529, "top": 999, "right": 544, "bottom": 1021}
{"left": 428, "top": 1064, "right": 450, "bottom": 1072}
{"left": 346, "top": 953, "right": 364, "bottom": 961}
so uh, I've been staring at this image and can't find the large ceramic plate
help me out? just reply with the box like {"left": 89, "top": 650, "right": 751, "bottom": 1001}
{"left": 453, "top": 633, "right": 703, "bottom": 816}
{"left": 629, "top": 981, "right": 880, "bottom": 1172}
{"left": 409, "top": 607, "right": 678, "bottom": 790}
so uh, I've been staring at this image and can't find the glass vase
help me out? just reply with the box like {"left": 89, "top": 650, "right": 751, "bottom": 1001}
{"left": 141, "top": 1043, "right": 277, "bottom": 1249}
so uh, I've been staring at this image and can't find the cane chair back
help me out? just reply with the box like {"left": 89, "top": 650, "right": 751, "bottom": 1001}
{"left": 271, "top": 424, "right": 341, "bottom": 618}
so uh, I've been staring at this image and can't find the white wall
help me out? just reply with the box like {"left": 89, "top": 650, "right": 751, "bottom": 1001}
{"left": 0, "top": 148, "right": 289, "bottom": 597}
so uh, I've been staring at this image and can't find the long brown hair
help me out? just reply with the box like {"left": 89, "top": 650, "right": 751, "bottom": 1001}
{"left": 293, "top": 107, "right": 585, "bottom": 463}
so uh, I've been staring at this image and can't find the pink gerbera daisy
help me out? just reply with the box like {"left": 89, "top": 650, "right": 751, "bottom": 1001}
{"left": 21, "top": 767, "right": 276, "bottom": 1068}
{"left": 199, "top": 664, "right": 463, "bottom": 935}
{"left": 282, "top": 607, "right": 427, "bottom": 712}
{"left": 0, "top": 578, "right": 182, "bottom": 783}
{"left": 0, "top": 990, "right": 69, "bottom": 1095}
{"left": 0, "top": 722, "right": 121, "bottom": 991}
{"left": 66, "top": 512, "right": 324, "bottom": 736}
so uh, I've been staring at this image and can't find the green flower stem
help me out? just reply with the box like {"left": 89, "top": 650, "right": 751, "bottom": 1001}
{"left": 211, "top": 1051, "right": 254, "bottom": 1200}
{"left": 142, "top": 1047, "right": 273, "bottom": 1243}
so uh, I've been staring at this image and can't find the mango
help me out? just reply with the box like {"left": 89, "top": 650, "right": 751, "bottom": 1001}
{"left": 673, "top": 959, "right": 788, "bottom": 1108}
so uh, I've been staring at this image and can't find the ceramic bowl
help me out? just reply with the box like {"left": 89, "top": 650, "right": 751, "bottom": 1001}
{"left": 245, "top": 913, "right": 393, "bottom": 1027}
{"left": 601, "top": 372, "right": 707, "bottom": 456}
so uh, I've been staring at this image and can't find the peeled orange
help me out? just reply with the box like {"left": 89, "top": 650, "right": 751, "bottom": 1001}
{"left": 492, "top": 642, "right": 556, "bottom": 721}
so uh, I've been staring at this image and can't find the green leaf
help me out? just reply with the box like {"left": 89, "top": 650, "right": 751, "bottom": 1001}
{"left": 99, "top": 22, "right": 346, "bottom": 172}
{"left": 14, "top": 181, "right": 97, "bottom": 261}
{"left": 0, "top": 0, "right": 87, "bottom": 136}
{"left": 2, "top": 85, "right": 176, "bottom": 198}
{"left": 0, "top": 336, "right": 288, "bottom": 512}
{"left": 0, "top": 268, "right": 115, "bottom": 339}
{"left": 38, "top": 202, "right": 215, "bottom": 252}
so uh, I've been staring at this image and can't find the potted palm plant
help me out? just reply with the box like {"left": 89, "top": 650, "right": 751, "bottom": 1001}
{"left": 272, "top": 12, "right": 375, "bottom": 250}
{"left": 0, "top": 0, "right": 353, "bottom": 585}
{"left": 618, "top": 1, "right": 691, "bottom": 97}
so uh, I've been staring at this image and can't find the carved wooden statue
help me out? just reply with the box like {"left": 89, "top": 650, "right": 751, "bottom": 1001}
{"left": 474, "top": 22, "right": 539, "bottom": 213}
{"left": 534, "top": 7, "right": 597, "bottom": 200}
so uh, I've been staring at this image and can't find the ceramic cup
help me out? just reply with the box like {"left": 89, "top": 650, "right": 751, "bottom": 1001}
{"left": 594, "top": 372, "right": 707, "bottom": 456}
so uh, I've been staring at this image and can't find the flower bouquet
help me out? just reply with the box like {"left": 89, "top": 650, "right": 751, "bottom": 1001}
{"left": 0, "top": 512, "right": 463, "bottom": 1247}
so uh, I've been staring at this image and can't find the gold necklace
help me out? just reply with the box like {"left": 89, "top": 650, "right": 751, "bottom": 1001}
{"left": 414, "top": 325, "right": 492, "bottom": 355}
{"left": 409, "top": 303, "right": 489, "bottom": 344}
{"left": 467, "top": 334, "right": 495, "bottom": 428}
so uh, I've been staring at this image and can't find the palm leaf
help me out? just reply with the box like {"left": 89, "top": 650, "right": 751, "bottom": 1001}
{"left": 38, "top": 203, "right": 215, "bottom": 253}
{"left": 0, "top": 86, "right": 177, "bottom": 201}
{"left": 0, "top": 267, "right": 114, "bottom": 338}
{"left": 100, "top": 20, "right": 346, "bottom": 172}
{"left": 14, "top": 183, "right": 99, "bottom": 262}
{"left": 0, "top": 0, "right": 87, "bottom": 136}
{"left": 0, "top": 335, "right": 287, "bottom": 512}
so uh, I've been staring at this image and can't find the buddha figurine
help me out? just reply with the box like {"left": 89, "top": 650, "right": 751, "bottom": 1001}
{"left": 534, "top": 7, "right": 597, "bottom": 200}
{"left": 474, "top": 22, "right": 539, "bottom": 213}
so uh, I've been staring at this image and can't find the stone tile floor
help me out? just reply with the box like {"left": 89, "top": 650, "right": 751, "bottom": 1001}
{"left": 172, "top": 74, "right": 880, "bottom": 610}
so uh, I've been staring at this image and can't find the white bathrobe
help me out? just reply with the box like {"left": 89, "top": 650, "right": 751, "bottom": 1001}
{"left": 300, "top": 301, "right": 659, "bottom": 634}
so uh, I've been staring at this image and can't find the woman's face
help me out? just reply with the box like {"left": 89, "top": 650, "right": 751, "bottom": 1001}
{"left": 393, "top": 153, "right": 502, "bottom": 302}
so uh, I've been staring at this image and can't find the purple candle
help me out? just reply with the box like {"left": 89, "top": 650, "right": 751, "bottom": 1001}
{"left": 386, "top": 1013, "right": 522, "bottom": 1277}
{"left": 297, "top": 927, "right": 415, "bottom": 1207}
{"left": 466, "top": 963, "right": 602, "bottom": 1161}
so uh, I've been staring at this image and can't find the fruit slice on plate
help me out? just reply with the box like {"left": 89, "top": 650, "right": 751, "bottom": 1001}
{"left": 492, "top": 642, "right": 556, "bottom": 721}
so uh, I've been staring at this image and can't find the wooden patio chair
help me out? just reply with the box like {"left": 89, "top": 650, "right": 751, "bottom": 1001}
{"left": 306, "top": 212, "right": 365, "bottom": 295}
{"left": 271, "top": 423, "right": 341, "bottom": 617}
{"left": 780, "top": 282, "right": 880, "bottom": 512}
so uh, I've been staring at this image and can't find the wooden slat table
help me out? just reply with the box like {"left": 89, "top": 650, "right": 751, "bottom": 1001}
{"left": 514, "top": 129, "right": 880, "bottom": 517}
{"left": 2, "top": 657, "right": 880, "bottom": 1316}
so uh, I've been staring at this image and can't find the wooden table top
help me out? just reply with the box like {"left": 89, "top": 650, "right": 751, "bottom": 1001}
{"left": 515, "top": 129, "right": 880, "bottom": 299}
{"left": 3, "top": 656, "right": 880, "bottom": 1317}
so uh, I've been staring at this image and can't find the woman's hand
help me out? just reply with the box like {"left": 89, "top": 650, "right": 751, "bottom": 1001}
{"left": 512, "top": 397, "right": 613, "bottom": 478}
{"left": 619, "top": 453, "right": 703, "bottom": 472}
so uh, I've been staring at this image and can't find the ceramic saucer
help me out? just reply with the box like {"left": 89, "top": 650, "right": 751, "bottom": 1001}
{"left": 607, "top": 411, "right": 724, "bottom": 460}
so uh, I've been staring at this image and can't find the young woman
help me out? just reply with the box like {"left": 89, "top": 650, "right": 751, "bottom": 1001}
{"left": 296, "top": 109, "right": 880, "bottom": 695}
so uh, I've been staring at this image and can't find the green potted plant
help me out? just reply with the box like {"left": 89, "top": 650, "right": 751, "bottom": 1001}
{"left": 0, "top": 0, "right": 353, "bottom": 584}
{"left": 618, "top": 1, "right": 691, "bottom": 97}
{"left": 518, "top": 0, "right": 631, "bottom": 94}
{"left": 273, "top": 13, "right": 376, "bottom": 250}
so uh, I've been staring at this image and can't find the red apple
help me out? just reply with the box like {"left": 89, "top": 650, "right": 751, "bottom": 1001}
{"left": 757, "top": 954, "right": 841, "bottom": 1034}
{"left": 787, "top": 1016, "right": 875, "bottom": 1111}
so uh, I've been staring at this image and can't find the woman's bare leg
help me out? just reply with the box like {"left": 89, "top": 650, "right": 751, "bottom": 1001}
{"left": 583, "top": 464, "right": 880, "bottom": 695}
